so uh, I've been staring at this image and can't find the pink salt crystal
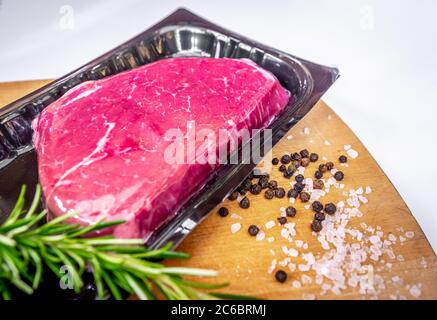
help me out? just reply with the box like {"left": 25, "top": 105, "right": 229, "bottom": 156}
{"left": 358, "top": 196, "right": 368, "bottom": 204}
{"left": 230, "top": 213, "right": 242, "bottom": 219}
{"left": 324, "top": 140, "right": 331, "bottom": 146}
{"left": 303, "top": 243, "right": 308, "bottom": 249}
{"left": 365, "top": 186, "right": 372, "bottom": 194}
{"left": 256, "top": 230, "right": 265, "bottom": 241}
{"left": 344, "top": 144, "right": 351, "bottom": 151}
{"left": 409, "top": 285, "right": 421, "bottom": 298}
{"left": 388, "top": 234, "right": 397, "bottom": 242}
{"left": 231, "top": 223, "right": 241, "bottom": 233}
{"left": 303, "top": 293, "right": 316, "bottom": 300}
{"left": 288, "top": 263, "right": 296, "bottom": 272}
{"left": 397, "top": 255, "right": 405, "bottom": 262}
{"left": 405, "top": 231, "right": 415, "bottom": 239}
{"left": 369, "top": 235, "right": 380, "bottom": 245}
{"left": 347, "top": 148, "right": 359, "bottom": 159}
{"left": 292, "top": 280, "right": 302, "bottom": 288}
{"left": 356, "top": 187, "right": 364, "bottom": 194}
{"left": 301, "top": 274, "right": 313, "bottom": 285}
{"left": 270, "top": 249, "right": 275, "bottom": 256}
{"left": 267, "top": 259, "right": 277, "bottom": 274}
{"left": 265, "top": 220, "right": 275, "bottom": 229}
{"left": 303, "top": 127, "right": 310, "bottom": 135}
{"left": 267, "top": 237, "right": 275, "bottom": 243}
{"left": 287, "top": 135, "right": 293, "bottom": 140}
{"left": 298, "top": 264, "right": 310, "bottom": 272}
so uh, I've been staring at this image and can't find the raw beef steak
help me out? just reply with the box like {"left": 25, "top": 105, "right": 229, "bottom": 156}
{"left": 32, "top": 58, "right": 290, "bottom": 239}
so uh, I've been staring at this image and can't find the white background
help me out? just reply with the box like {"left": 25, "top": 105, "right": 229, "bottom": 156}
{"left": 0, "top": 0, "right": 436, "bottom": 250}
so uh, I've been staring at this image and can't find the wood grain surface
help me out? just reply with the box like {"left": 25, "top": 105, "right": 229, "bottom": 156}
{"left": 1, "top": 80, "right": 436, "bottom": 300}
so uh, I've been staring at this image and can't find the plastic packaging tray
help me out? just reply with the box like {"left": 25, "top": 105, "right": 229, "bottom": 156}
{"left": 0, "top": 8, "right": 339, "bottom": 250}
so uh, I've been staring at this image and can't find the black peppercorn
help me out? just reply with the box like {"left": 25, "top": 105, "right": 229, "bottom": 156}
{"left": 295, "top": 174, "right": 304, "bottom": 183}
{"left": 324, "top": 202, "right": 337, "bottom": 215}
{"left": 275, "top": 270, "right": 287, "bottom": 283}
{"left": 311, "top": 220, "right": 323, "bottom": 232}
{"left": 277, "top": 216, "right": 287, "bottom": 225}
{"left": 313, "top": 179, "right": 324, "bottom": 190}
{"left": 242, "top": 178, "right": 252, "bottom": 189}
{"left": 250, "top": 183, "right": 262, "bottom": 195}
{"left": 275, "top": 187, "right": 286, "bottom": 198}
{"left": 314, "top": 212, "right": 325, "bottom": 221}
{"left": 312, "top": 201, "right": 323, "bottom": 212}
{"left": 285, "top": 206, "right": 297, "bottom": 217}
{"left": 301, "top": 157, "right": 310, "bottom": 167}
{"left": 314, "top": 170, "right": 323, "bottom": 179}
{"left": 300, "top": 192, "right": 310, "bottom": 202}
{"left": 319, "top": 164, "right": 328, "bottom": 173}
{"left": 236, "top": 186, "right": 247, "bottom": 195}
{"left": 326, "top": 161, "right": 334, "bottom": 170}
{"left": 287, "top": 189, "right": 299, "bottom": 199}
{"left": 334, "top": 171, "right": 344, "bottom": 181}
{"left": 239, "top": 197, "right": 250, "bottom": 209}
{"left": 278, "top": 164, "right": 286, "bottom": 173}
{"left": 310, "top": 153, "right": 319, "bottom": 162}
{"left": 300, "top": 149, "right": 310, "bottom": 158}
{"left": 272, "top": 157, "right": 279, "bottom": 165}
{"left": 283, "top": 169, "right": 294, "bottom": 179}
{"left": 218, "top": 207, "right": 229, "bottom": 217}
{"left": 294, "top": 182, "right": 305, "bottom": 193}
{"left": 339, "top": 155, "right": 347, "bottom": 163}
{"left": 228, "top": 191, "right": 239, "bottom": 201}
{"left": 248, "top": 225, "right": 260, "bottom": 236}
{"left": 248, "top": 172, "right": 254, "bottom": 180}
{"left": 264, "top": 189, "right": 274, "bottom": 200}
{"left": 268, "top": 180, "right": 278, "bottom": 190}
{"left": 287, "top": 165, "right": 296, "bottom": 175}
{"left": 258, "top": 176, "right": 270, "bottom": 189}
{"left": 281, "top": 154, "right": 291, "bottom": 164}
{"left": 291, "top": 160, "right": 301, "bottom": 169}
{"left": 291, "top": 152, "right": 301, "bottom": 161}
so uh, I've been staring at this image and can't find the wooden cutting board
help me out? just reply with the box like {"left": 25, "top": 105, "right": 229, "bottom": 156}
{"left": 1, "top": 80, "right": 436, "bottom": 300}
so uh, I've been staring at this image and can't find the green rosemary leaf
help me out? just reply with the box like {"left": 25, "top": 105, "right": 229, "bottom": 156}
{"left": 24, "top": 184, "right": 41, "bottom": 219}
{"left": 0, "top": 184, "right": 249, "bottom": 300}
{"left": 4, "top": 185, "right": 27, "bottom": 226}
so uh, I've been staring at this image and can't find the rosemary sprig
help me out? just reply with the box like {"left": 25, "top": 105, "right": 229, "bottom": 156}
{"left": 0, "top": 185, "right": 227, "bottom": 300}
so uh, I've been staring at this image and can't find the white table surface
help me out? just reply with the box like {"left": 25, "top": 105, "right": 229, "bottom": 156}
{"left": 0, "top": 0, "right": 436, "bottom": 251}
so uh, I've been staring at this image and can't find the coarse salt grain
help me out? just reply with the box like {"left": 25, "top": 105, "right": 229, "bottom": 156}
{"left": 347, "top": 148, "right": 359, "bottom": 159}
{"left": 265, "top": 220, "right": 275, "bottom": 229}
{"left": 256, "top": 231, "right": 265, "bottom": 241}
{"left": 231, "top": 213, "right": 242, "bottom": 219}
{"left": 287, "top": 135, "right": 293, "bottom": 140}
{"left": 298, "top": 264, "right": 310, "bottom": 272}
{"left": 303, "top": 127, "right": 310, "bottom": 135}
{"left": 324, "top": 140, "right": 331, "bottom": 146}
{"left": 303, "top": 293, "right": 316, "bottom": 300}
{"left": 409, "top": 285, "right": 421, "bottom": 298}
{"left": 405, "top": 231, "right": 415, "bottom": 239}
{"left": 267, "top": 237, "right": 275, "bottom": 243}
{"left": 230, "top": 223, "right": 241, "bottom": 233}
{"left": 344, "top": 144, "right": 351, "bottom": 151}
{"left": 365, "top": 186, "right": 372, "bottom": 194}
{"left": 292, "top": 280, "right": 301, "bottom": 288}
{"left": 267, "top": 259, "right": 277, "bottom": 274}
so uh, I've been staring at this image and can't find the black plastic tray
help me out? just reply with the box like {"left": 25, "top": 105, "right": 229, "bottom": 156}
{"left": 0, "top": 8, "right": 339, "bottom": 249}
